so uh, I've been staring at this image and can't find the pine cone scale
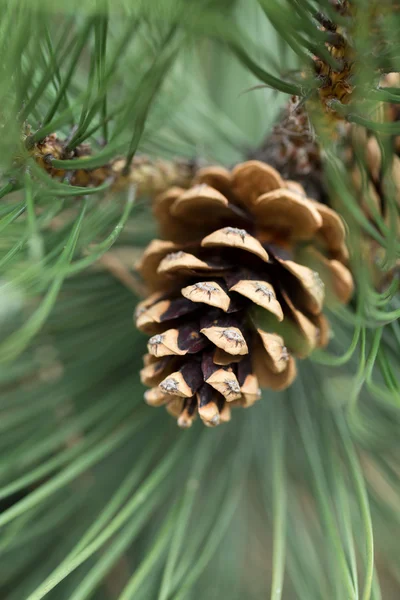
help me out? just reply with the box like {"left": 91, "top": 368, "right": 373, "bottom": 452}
{"left": 229, "top": 279, "right": 284, "bottom": 321}
{"left": 253, "top": 189, "right": 323, "bottom": 241}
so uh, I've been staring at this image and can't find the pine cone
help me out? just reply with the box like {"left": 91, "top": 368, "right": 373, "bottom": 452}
{"left": 28, "top": 132, "right": 195, "bottom": 193}
{"left": 135, "top": 161, "right": 353, "bottom": 428}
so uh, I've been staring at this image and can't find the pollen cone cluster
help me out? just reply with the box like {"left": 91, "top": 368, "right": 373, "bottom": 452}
{"left": 349, "top": 130, "right": 400, "bottom": 230}
{"left": 346, "top": 73, "right": 400, "bottom": 284}
{"left": 135, "top": 161, "right": 353, "bottom": 428}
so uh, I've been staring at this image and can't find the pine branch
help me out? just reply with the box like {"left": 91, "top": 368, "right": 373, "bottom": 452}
{"left": 0, "top": 2, "right": 399, "bottom": 600}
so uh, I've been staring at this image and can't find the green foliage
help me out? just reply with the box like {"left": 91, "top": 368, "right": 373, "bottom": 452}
{"left": 0, "top": 0, "right": 399, "bottom": 599}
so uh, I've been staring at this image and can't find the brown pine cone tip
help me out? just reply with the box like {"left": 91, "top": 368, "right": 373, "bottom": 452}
{"left": 134, "top": 161, "right": 354, "bottom": 428}
{"left": 311, "top": 1, "right": 396, "bottom": 122}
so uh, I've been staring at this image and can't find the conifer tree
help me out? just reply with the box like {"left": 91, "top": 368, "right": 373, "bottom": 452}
{"left": 1, "top": 1, "right": 399, "bottom": 599}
